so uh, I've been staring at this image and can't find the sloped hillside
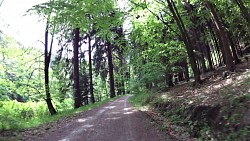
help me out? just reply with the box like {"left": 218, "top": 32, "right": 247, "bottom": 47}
{"left": 132, "top": 59, "right": 250, "bottom": 140}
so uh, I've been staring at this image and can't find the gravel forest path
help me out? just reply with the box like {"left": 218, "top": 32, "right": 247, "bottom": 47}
{"left": 32, "top": 95, "right": 172, "bottom": 141}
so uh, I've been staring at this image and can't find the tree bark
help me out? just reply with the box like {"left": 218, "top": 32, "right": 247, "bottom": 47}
{"left": 118, "top": 48, "right": 126, "bottom": 95}
{"left": 167, "top": 0, "right": 201, "bottom": 84}
{"left": 205, "top": 44, "right": 214, "bottom": 71}
{"left": 184, "top": 1, "right": 207, "bottom": 73}
{"left": 208, "top": 23, "right": 224, "bottom": 66}
{"left": 183, "top": 60, "right": 190, "bottom": 81}
{"left": 73, "top": 28, "right": 82, "bottom": 108}
{"left": 228, "top": 32, "right": 241, "bottom": 64}
{"left": 205, "top": 1, "right": 235, "bottom": 71}
{"left": 88, "top": 35, "right": 95, "bottom": 103}
{"left": 83, "top": 74, "right": 89, "bottom": 105}
{"left": 44, "top": 21, "right": 56, "bottom": 115}
{"left": 107, "top": 41, "right": 115, "bottom": 98}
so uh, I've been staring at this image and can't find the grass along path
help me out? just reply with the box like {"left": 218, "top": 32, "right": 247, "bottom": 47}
{"left": 0, "top": 95, "right": 126, "bottom": 140}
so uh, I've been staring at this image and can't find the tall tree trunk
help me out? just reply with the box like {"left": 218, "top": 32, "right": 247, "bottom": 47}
{"left": 83, "top": 74, "right": 89, "bottom": 105}
{"left": 167, "top": 0, "right": 201, "bottom": 84}
{"left": 116, "top": 77, "right": 121, "bottom": 95}
{"left": 228, "top": 32, "right": 241, "bottom": 64}
{"left": 213, "top": 25, "right": 226, "bottom": 65}
{"left": 183, "top": 60, "right": 190, "bottom": 81}
{"left": 126, "top": 66, "right": 131, "bottom": 94}
{"left": 208, "top": 24, "right": 223, "bottom": 66}
{"left": 205, "top": 1, "right": 235, "bottom": 71}
{"left": 198, "top": 47, "right": 207, "bottom": 73}
{"left": 73, "top": 28, "right": 81, "bottom": 108}
{"left": 201, "top": 26, "right": 214, "bottom": 71}
{"left": 205, "top": 44, "right": 215, "bottom": 71}
{"left": 184, "top": 1, "right": 207, "bottom": 73}
{"left": 121, "top": 77, "right": 125, "bottom": 94}
{"left": 236, "top": 38, "right": 243, "bottom": 57}
{"left": 88, "top": 35, "right": 95, "bottom": 103}
{"left": 107, "top": 41, "right": 115, "bottom": 98}
{"left": 118, "top": 48, "right": 126, "bottom": 95}
{"left": 44, "top": 21, "right": 56, "bottom": 115}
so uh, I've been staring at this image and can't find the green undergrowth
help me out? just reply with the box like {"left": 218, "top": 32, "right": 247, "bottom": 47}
{"left": 130, "top": 77, "right": 250, "bottom": 140}
{"left": 0, "top": 95, "right": 124, "bottom": 132}
{"left": 130, "top": 90, "right": 154, "bottom": 108}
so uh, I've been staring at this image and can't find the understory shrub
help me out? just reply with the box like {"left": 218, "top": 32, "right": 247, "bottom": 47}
{"left": 0, "top": 100, "right": 52, "bottom": 131}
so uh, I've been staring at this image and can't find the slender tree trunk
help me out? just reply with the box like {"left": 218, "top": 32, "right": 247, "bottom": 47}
{"left": 83, "top": 74, "right": 89, "bottom": 105}
{"left": 167, "top": 0, "right": 201, "bottom": 84}
{"left": 119, "top": 49, "right": 126, "bottom": 95}
{"left": 236, "top": 38, "right": 243, "bottom": 57}
{"left": 209, "top": 25, "right": 223, "bottom": 66}
{"left": 44, "top": 21, "right": 56, "bottom": 115}
{"left": 184, "top": 1, "right": 206, "bottom": 73}
{"left": 228, "top": 32, "right": 241, "bottom": 64}
{"left": 88, "top": 35, "right": 95, "bottom": 103}
{"left": 126, "top": 66, "right": 131, "bottom": 94}
{"left": 209, "top": 19, "right": 226, "bottom": 66}
{"left": 107, "top": 41, "right": 115, "bottom": 98}
{"left": 73, "top": 28, "right": 81, "bottom": 108}
{"left": 183, "top": 60, "right": 189, "bottom": 81}
{"left": 205, "top": 1, "right": 235, "bottom": 71}
{"left": 198, "top": 47, "right": 207, "bottom": 73}
{"left": 201, "top": 26, "right": 214, "bottom": 71}
{"left": 205, "top": 44, "right": 215, "bottom": 71}
{"left": 121, "top": 77, "right": 125, "bottom": 94}
{"left": 213, "top": 26, "right": 226, "bottom": 65}
{"left": 116, "top": 77, "right": 121, "bottom": 95}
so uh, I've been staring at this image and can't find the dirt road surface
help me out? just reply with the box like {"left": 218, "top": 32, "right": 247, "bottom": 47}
{"left": 31, "top": 95, "right": 172, "bottom": 141}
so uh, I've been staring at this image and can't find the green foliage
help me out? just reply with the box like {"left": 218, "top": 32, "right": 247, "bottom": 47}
{"left": 130, "top": 90, "right": 153, "bottom": 107}
{"left": 0, "top": 95, "right": 124, "bottom": 131}
{"left": 0, "top": 35, "right": 44, "bottom": 101}
{"left": 140, "top": 62, "right": 165, "bottom": 84}
{"left": 0, "top": 100, "right": 48, "bottom": 131}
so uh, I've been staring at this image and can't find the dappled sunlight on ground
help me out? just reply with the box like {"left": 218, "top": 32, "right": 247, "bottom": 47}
{"left": 105, "top": 117, "right": 122, "bottom": 120}
{"left": 59, "top": 96, "right": 142, "bottom": 141}
{"left": 159, "top": 62, "right": 250, "bottom": 105}
{"left": 123, "top": 107, "right": 133, "bottom": 111}
{"left": 123, "top": 106, "right": 137, "bottom": 115}
{"left": 123, "top": 111, "right": 136, "bottom": 115}
{"left": 82, "top": 124, "right": 94, "bottom": 128}
{"left": 55, "top": 96, "right": 169, "bottom": 141}
{"left": 76, "top": 116, "right": 94, "bottom": 123}
{"left": 77, "top": 118, "right": 88, "bottom": 123}
{"left": 105, "top": 106, "right": 116, "bottom": 109}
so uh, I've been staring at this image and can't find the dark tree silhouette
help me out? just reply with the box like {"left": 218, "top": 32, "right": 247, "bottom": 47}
{"left": 73, "top": 28, "right": 82, "bottom": 108}
{"left": 44, "top": 20, "right": 57, "bottom": 115}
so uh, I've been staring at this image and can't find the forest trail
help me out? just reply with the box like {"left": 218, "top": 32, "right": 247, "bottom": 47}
{"left": 31, "top": 96, "right": 170, "bottom": 141}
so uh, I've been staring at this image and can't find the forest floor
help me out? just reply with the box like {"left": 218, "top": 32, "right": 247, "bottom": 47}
{"left": 0, "top": 96, "right": 173, "bottom": 141}
{"left": 140, "top": 59, "right": 250, "bottom": 140}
